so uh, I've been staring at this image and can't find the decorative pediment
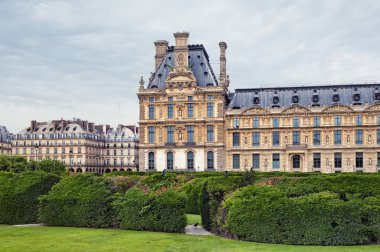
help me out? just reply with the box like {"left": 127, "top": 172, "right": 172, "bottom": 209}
{"left": 281, "top": 105, "right": 311, "bottom": 114}
{"left": 240, "top": 107, "right": 269, "bottom": 115}
{"left": 166, "top": 67, "right": 196, "bottom": 83}
{"left": 322, "top": 104, "right": 353, "bottom": 113}
{"left": 365, "top": 103, "right": 380, "bottom": 112}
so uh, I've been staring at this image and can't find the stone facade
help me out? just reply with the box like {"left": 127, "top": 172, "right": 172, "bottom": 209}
{"left": 0, "top": 126, "right": 12, "bottom": 156}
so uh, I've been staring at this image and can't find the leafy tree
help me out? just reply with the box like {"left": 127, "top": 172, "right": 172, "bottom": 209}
{"left": 29, "top": 159, "right": 66, "bottom": 175}
{"left": 0, "top": 155, "right": 28, "bottom": 172}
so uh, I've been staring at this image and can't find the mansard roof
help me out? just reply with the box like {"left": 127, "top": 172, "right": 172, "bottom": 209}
{"left": 228, "top": 83, "right": 380, "bottom": 109}
{"left": 0, "top": 126, "right": 11, "bottom": 143}
{"left": 105, "top": 125, "right": 138, "bottom": 142}
{"left": 148, "top": 44, "right": 218, "bottom": 88}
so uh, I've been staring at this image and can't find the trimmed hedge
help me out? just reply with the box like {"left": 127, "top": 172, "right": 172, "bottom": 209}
{"left": 182, "top": 178, "right": 207, "bottom": 214}
{"left": 0, "top": 171, "right": 60, "bottom": 224}
{"left": 38, "top": 174, "right": 114, "bottom": 228}
{"left": 115, "top": 188, "right": 187, "bottom": 233}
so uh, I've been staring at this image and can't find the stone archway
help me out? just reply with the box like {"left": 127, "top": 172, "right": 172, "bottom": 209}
{"left": 289, "top": 154, "right": 304, "bottom": 171}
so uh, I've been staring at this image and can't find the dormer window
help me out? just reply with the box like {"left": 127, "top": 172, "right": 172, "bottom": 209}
{"left": 333, "top": 94, "right": 340, "bottom": 103}
{"left": 253, "top": 97, "right": 260, "bottom": 105}
{"left": 292, "top": 95, "right": 299, "bottom": 104}
{"left": 312, "top": 95, "right": 319, "bottom": 103}
{"left": 375, "top": 93, "right": 380, "bottom": 101}
{"left": 273, "top": 96, "right": 279, "bottom": 105}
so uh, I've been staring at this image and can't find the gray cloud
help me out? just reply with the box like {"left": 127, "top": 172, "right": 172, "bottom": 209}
{"left": 1, "top": 0, "right": 380, "bottom": 133}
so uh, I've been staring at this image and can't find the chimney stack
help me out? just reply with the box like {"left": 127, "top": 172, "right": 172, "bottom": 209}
{"left": 154, "top": 40, "right": 168, "bottom": 71}
{"left": 173, "top": 32, "right": 189, "bottom": 68}
{"left": 219, "top": 41, "right": 227, "bottom": 84}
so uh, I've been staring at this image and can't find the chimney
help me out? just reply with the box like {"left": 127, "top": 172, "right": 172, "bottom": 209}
{"left": 219, "top": 41, "right": 227, "bottom": 83}
{"left": 173, "top": 32, "right": 189, "bottom": 68}
{"left": 154, "top": 40, "right": 168, "bottom": 71}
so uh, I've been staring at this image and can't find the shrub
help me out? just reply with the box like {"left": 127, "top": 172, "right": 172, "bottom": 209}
{"left": 115, "top": 188, "right": 187, "bottom": 233}
{"left": 0, "top": 155, "right": 28, "bottom": 172}
{"left": 0, "top": 171, "right": 60, "bottom": 224}
{"left": 182, "top": 178, "right": 207, "bottom": 214}
{"left": 38, "top": 174, "right": 114, "bottom": 228}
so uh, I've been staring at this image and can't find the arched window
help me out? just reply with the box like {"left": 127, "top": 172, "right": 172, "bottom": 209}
{"left": 207, "top": 151, "right": 214, "bottom": 169}
{"left": 187, "top": 151, "right": 194, "bottom": 169}
{"left": 148, "top": 152, "right": 155, "bottom": 170}
{"left": 167, "top": 152, "right": 173, "bottom": 170}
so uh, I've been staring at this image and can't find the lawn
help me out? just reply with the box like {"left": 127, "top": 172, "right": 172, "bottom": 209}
{"left": 0, "top": 225, "right": 379, "bottom": 252}
{"left": 186, "top": 214, "right": 202, "bottom": 225}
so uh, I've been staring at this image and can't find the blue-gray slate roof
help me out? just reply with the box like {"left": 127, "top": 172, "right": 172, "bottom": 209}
{"left": 148, "top": 44, "right": 218, "bottom": 88}
{"left": 228, "top": 83, "right": 380, "bottom": 109}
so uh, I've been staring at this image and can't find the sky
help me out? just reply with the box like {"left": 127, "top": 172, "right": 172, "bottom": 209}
{"left": 1, "top": 0, "right": 380, "bottom": 133}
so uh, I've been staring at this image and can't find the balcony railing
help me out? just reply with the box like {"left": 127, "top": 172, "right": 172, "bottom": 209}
{"left": 165, "top": 142, "right": 176, "bottom": 147}
{"left": 286, "top": 144, "right": 307, "bottom": 150}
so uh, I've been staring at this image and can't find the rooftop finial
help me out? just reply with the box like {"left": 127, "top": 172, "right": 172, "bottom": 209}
{"left": 139, "top": 76, "right": 144, "bottom": 90}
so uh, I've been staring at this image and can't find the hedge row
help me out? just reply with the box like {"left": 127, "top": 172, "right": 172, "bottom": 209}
{"left": 0, "top": 171, "right": 60, "bottom": 224}
{"left": 181, "top": 178, "right": 207, "bottom": 214}
{"left": 114, "top": 188, "right": 187, "bottom": 233}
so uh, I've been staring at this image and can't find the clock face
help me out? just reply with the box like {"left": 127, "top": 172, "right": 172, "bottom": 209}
{"left": 177, "top": 53, "right": 185, "bottom": 65}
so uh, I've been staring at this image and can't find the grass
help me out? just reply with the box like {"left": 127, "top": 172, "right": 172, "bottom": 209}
{"left": 186, "top": 214, "right": 202, "bottom": 225}
{"left": 0, "top": 225, "right": 379, "bottom": 252}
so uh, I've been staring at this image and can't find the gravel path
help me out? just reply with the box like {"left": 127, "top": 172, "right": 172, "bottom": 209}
{"left": 185, "top": 225, "right": 212, "bottom": 236}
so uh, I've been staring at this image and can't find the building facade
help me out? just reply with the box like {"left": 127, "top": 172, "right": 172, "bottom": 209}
{"left": 0, "top": 126, "right": 12, "bottom": 156}
{"left": 138, "top": 32, "right": 380, "bottom": 173}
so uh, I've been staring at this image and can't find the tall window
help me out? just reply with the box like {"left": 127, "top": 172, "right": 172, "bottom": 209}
{"left": 187, "top": 103, "right": 194, "bottom": 118}
{"left": 293, "top": 131, "right": 300, "bottom": 145}
{"left": 207, "top": 125, "right": 214, "bottom": 142}
{"left": 378, "top": 115, "right": 380, "bottom": 125}
{"left": 272, "top": 131, "right": 280, "bottom": 146}
{"left": 293, "top": 117, "right": 299, "bottom": 127}
{"left": 252, "top": 132, "right": 260, "bottom": 146}
{"left": 149, "top": 97, "right": 154, "bottom": 102}
{"left": 377, "top": 152, "right": 380, "bottom": 168}
{"left": 233, "top": 132, "right": 240, "bottom": 146}
{"left": 313, "top": 130, "right": 321, "bottom": 145}
{"left": 335, "top": 115, "right": 341, "bottom": 126}
{"left": 334, "top": 153, "right": 342, "bottom": 168}
{"left": 233, "top": 154, "right": 240, "bottom": 169}
{"left": 207, "top": 103, "right": 214, "bottom": 117}
{"left": 187, "top": 151, "right": 194, "bottom": 169}
{"left": 253, "top": 117, "right": 260, "bottom": 128}
{"left": 356, "top": 129, "right": 363, "bottom": 144}
{"left": 356, "top": 115, "right": 362, "bottom": 126}
{"left": 167, "top": 126, "right": 174, "bottom": 143}
{"left": 207, "top": 151, "right": 214, "bottom": 169}
{"left": 314, "top": 116, "right": 320, "bottom": 127}
{"left": 148, "top": 152, "right": 155, "bottom": 170}
{"left": 149, "top": 105, "right": 155, "bottom": 119}
{"left": 148, "top": 126, "right": 155, "bottom": 143}
{"left": 168, "top": 104, "right": 174, "bottom": 118}
{"left": 377, "top": 129, "right": 380, "bottom": 144}
{"left": 313, "top": 153, "right": 321, "bottom": 169}
{"left": 167, "top": 152, "right": 173, "bottom": 170}
{"left": 186, "top": 126, "right": 194, "bottom": 143}
{"left": 233, "top": 118, "right": 240, "bottom": 128}
{"left": 273, "top": 117, "right": 279, "bottom": 128}
{"left": 356, "top": 152, "right": 363, "bottom": 168}
{"left": 334, "top": 130, "right": 341, "bottom": 145}
{"left": 272, "top": 154, "right": 280, "bottom": 169}
{"left": 252, "top": 154, "right": 260, "bottom": 169}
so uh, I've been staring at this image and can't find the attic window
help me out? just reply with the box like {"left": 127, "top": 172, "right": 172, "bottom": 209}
{"left": 200, "top": 62, "right": 204, "bottom": 66}
{"left": 42, "top": 128, "right": 46, "bottom": 131}
{"left": 353, "top": 94, "right": 361, "bottom": 102}
{"left": 314, "top": 89, "right": 317, "bottom": 93}
{"left": 273, "top": 96, "right": 279, "bottom": 105}
{"left": 292, "top": 95, "right": 299, "bottom": 104}
{"left": 65, "top": 127, "right": 70, "bottom": 130}
{"left": 168, "top": 57, "right": 172, "bottom": 60}
{"left": 35, "top": 128, "right": 39, "bottom": 131}
{"left": 158, "top": 74, "right": 162, "bottom": 78}
{"left": 375, "top": 93, "right": 380, "bottom": 100}
{"left": 204, "top": 72, "right": 208, "bottom": 76}
{"left": 253, "top": 97, "right": 260, "bottom": 105}
{"left": 49, "top": 128, "right": 53, "bottom": 131}
{"left": 164, "top": 64, "right": 167, "bottom": 68}
{"left": 312, "top": 95, "right": 319, "bottom": 103}
{"left": 73, "top": 127, "right": 77, "bottom": 131}
{"left": 333, "top": 94, "right": 340, "bottom": 102}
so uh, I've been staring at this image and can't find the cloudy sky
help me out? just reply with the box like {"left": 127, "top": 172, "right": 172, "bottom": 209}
{"left": 1, "top": 0, "right": 380, "bottom": 133}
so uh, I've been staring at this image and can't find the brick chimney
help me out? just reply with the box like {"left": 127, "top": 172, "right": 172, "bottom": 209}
{"left": 173, "top": 32, "right": 189, "bottom": 68}
{"left": 219, "top": 41, "right": 227, "bottom": 84}
{"left": 154, "top": 40, "right": 168, "bottom": 71}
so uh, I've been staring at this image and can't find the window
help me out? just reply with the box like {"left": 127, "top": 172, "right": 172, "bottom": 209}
{"left": 207, "top": 95, "right": 213, "bottom": 101}
{"left": 334, "top": 130, "right": 341, "bottom": 145}
{"left": 207, "top": 103, "right": 214, "bottom": 117}
{"left": 186, "top": 126, "right": 194, "bottom": 143}
{"left": 188, "top": 96, "right": 193, "bottom": 101}
{"left": 272, "top": 154, "right": 280, "bottom": 169}
{"left": 252, "top": 132, "right": 260, "bottom": 146}
{"left": 148, "top": 105, "right": 155, "bottom": 119}
{"left": 207, "top": 125, "right": 214, "bottom": 142}
{"left": 313, "top": 153, "right": 321, "bottom": 169}
{"left": 272, "top": 131, "right": 280, "bottom": 146}
{"left": 377, "top": 153, "right": 380, "bottom": 168}
{"left": 233, "top": 154, "right": 240, "bottom": 169}
{"left": 273, "top": 117, "right": 279, "bottom": 128}
{"left": 187, "top": 103, "right": 194, "bottom": 118}
{"left": 356, "top": 115, "right": 362, "bottom": 126}
{"left": 356, "top": 129, "right": 363, "bottom": 145}
{"left": 313, "top": 130, "right": 321, "bottom": 145}
{"left": 314, "top": 116, "right": 320, "bottom": 127}
{"left": 114, "top": 159, "right": 117, "bottom": 165}
{"left": 293, "top": 117, "right": 299, "bottom": 127}
{"left": 62, "top": 147, "right": 65, "bottom": 154}
{"left": 167, "top": 126, "right": 174, "bottom": 143}
{"left": 149, "top": 97, "right": 154, "bottom": 102}
{"left": 233, "top": 118, "right": 240, "bottom": 128}
{"left": 148, "top": 126, "right": 155, "bottom": 143}
{"left": 148, "top": 152, "right": 155, "bottom": 170}
{"left": 293, "top": 131, "right": 300, "bottom": 145}
{"left": 334, "top": 153, "right": 342, "bottom": 168}
{"left": 335, "top": 116, "right": 341, "bottom": 126}
{"left": 252, "top": 154, "right": 260, "bottom": 169}
{"left": 168, "top": 104, "right": 174, "bottom": 118}
{"left": 78, "top": 147, "right": 81, "bottom": 154}
{"left": 377, "top": 129, "right": 380, "bottom": 144}
{"left": 168, "top": 96, "right": 173, "bottom": 102}
{"left": 207, "top": 151, "right": 214, "bottom": 169}
{"left": 233, "top": 132, "right": 240, "bottom": 146}
{"left": 253, "top": 117, "right": 260, "bottom": 128}
{"left": 356, "top": 152, "right": 363, "bottom": 168}
{"left": 187, "top": 151, "right": 194, "bottom": 169}
{"left": 167, "top": 152, "right": 173, "bottom": 170}
{"left": 378, "top": 115, "right": 380, "bottom": 125}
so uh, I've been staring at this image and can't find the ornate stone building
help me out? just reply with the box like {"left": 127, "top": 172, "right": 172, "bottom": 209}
{"left": 0, "top": 125, "right": 12, "bottom": 156}
{"left": 138, "top": 32, "right": 380, "bottom": 173}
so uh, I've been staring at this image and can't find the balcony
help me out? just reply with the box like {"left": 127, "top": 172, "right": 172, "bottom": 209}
{"left": 165, "top": 142, "right": 176, "bottom": 147}
{"left": 184, "top": 142, "right": 196, "bottom": 146}
{"left": 286, "top": 144, "right": 307, "bottom": 150}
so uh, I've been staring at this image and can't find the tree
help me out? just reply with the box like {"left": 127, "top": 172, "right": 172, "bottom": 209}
{"left": 0, "top": 155, "right": 27, "bottom": 172}
{"left": 35, "top": 159, "right": 66, "bottom": 175}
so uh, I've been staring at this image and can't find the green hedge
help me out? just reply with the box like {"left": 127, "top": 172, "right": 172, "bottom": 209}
{"left": 0, "top": 171, "right": 60, "bottom": 224}
{"left": 38, "top": 174, "right": 114, "bottom": 228}
{"left": 182, "top": 178, "right": 207, "bottom": 214}
{"left": 115, "top": 188, "right": 187, "bottom": 233}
